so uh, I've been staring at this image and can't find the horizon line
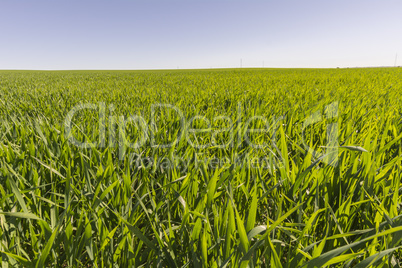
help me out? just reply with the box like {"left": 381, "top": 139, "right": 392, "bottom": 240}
{"left": 0, "top": 66, "right": 400, "bottom": 71}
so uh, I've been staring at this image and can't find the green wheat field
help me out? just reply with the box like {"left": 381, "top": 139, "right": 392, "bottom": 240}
{"left": 1, "top": 68, "right": 402, "bottom": 267}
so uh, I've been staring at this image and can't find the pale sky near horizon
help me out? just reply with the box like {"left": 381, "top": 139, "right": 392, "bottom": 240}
{"left": 1, "top": 0, "right": 401, "bottom": 70}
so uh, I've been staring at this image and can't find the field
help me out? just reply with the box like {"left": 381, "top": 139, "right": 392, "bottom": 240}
{"left": 1, "top": 68, "right": 402, "bottom": 267}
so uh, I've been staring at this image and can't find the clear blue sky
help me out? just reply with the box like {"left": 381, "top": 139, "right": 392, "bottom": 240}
{"left": 1, "top": 0, "right": 401, "bottom": 69}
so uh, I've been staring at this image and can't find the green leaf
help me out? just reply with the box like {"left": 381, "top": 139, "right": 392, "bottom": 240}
{"left": 340, "top": 146, "right": 369, "bottom": 152}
